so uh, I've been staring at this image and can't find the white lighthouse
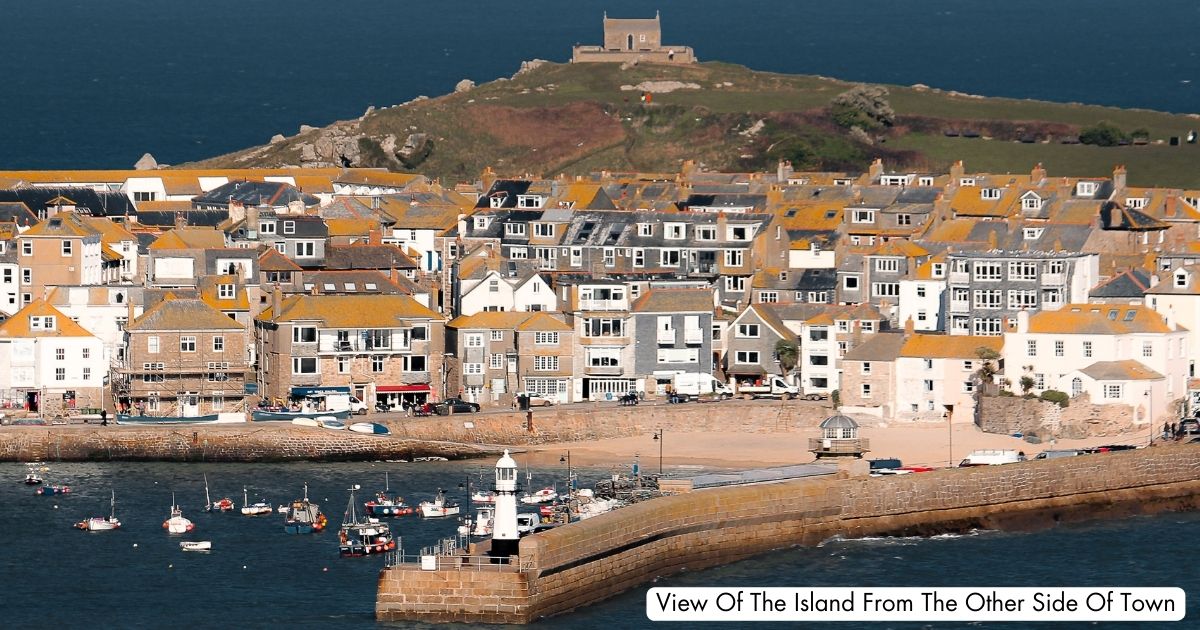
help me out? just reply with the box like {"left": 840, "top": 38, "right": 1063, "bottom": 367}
{"left": 491, "top": 449, "right": 520, "bottom": 558}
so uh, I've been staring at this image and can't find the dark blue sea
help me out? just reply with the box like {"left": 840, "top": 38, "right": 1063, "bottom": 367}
{"left": 2, "top": 460, "right": 1197, "bottom": 628}
{"left": 2, "top": 0, "right": 1200, "bottom": 170}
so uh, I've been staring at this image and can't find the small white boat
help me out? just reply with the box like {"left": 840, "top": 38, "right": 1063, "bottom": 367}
{"left": 520, "top": 487, "right": 559, "bottom": 505}
{"left": 180, "top": 541, "right": 212, "bottom": 552}
{"left": 291, "top": 417, "right": 319, "bottom": 427}
{"left": 163, "top": 494, "right": 195, "bottom": 534}
{"left": 418, "top": 489, "right": 461, "bottom": 518}
{"left": 23, "top": 472, "right": 44, "bottom": 485}
{"left": 276, "top": 504, "right": 289, "bottom": 513}
{"left": 204, "top": 474, "right": 234, "bottom": 513}
{"left": 316, "top": 416, "right": 346, "bottom": 430}
{"left": 240, "top": 487, "right": 272, "bottom": 516}
{"left": 349, "top": 422, "right": 391, "bottom": 436}
{"left": 471, "top": 490, "right": 496, "bottom": 504}
{"left": 77, "top": 490, "right": 121, "bottom": 531}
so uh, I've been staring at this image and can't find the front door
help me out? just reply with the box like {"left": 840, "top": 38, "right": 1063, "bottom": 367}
{"left": 181, "top": 393, "right": 199, "bottom": 417}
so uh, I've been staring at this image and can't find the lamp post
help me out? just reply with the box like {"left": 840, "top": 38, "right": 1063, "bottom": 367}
{"left": 652, "top": 428, "right": 663, "bottom": 475}
{"left": 458, "top": 475, "right": 472, "bottom": 538}
{"left": 559, "top": 451, "right": 572, "bottom": 501}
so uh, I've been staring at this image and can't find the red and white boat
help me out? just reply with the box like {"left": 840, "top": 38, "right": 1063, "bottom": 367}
{"left": 77, "top": 490, "right": 121, "bottom": 531}
{"left": 418, "top": 489, "right": 460, "bottom": 518}
{"left": 520, "top": 487, "right": 559, "bottom": 505}
{"left": 163, "top": 494, "right": 195, "bottom": 534}
{"left": 204, "top": 475, "right": 234, "bottom": 512}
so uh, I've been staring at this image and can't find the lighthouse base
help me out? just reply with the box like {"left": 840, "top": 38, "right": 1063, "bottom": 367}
{"left": 489, "top": 537, "right": 519, "bottom": 560}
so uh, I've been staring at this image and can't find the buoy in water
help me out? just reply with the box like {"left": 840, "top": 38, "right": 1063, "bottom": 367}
{"left": 133, "top": 543, "right": 138, "bottom": 548}
{"left": 242, "top": 565, "right": 247, "bottom": 569}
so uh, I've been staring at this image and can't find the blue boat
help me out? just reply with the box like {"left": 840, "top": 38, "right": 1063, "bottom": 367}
{"left": 116, "top": 413, "right": 221, "bottom": 425}
{"left": 251, "top": 408, "right": 351, "bottom": 422}
{"left": 36, "top": 485, "right": 71, "bottom": 496}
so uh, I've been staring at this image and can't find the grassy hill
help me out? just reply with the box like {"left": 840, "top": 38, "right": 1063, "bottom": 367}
{"left": 188, "top": 61, "right": 1200, "bottom": 187}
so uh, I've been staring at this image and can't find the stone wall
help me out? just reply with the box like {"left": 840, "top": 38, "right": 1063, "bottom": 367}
{"left": 977, "top": 393, "right": 1144, "bottom": 438}
{"left": 0, "top": 425, "right": 497, "bottom": 463}
{"left": 378, "top": 444, "right": 1200, "bottom": 624}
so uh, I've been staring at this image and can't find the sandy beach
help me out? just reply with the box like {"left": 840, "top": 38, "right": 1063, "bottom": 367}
{"left": 523, "top": 422, "right": 1159, "bottom": 470}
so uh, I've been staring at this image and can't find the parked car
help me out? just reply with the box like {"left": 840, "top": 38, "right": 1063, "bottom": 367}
{"left": 1180, "top": 418, "right": 1200, "bottom": 436}
{"left": 514, "top": 392, "right": 554, "bottom": 407}
{"left": 433, "top": 398, "right": 480, "bottom": 415}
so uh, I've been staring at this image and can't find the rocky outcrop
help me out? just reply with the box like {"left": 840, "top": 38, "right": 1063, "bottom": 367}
{"left": 455, "top": 79, "right": 475, "bottom": 93}
{"left": 134, "top": 153, "right": 158, "bottom": 170}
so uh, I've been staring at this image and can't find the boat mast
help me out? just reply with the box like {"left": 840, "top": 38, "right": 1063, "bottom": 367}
{"left": 110, "top": 490, "right": 116, "bottom": 520}
{"left": 243, "top": 487, "right": 249, "bottom": 509}
{"left": 385, "top": 471, "right": 389, "bottom": 493}
{"left": 204, "top": 474, "right": 212, "bottom": 511}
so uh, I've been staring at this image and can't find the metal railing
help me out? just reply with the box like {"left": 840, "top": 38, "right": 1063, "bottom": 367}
{"left": 808, "top": 437, "right": 870, "bottom": 453}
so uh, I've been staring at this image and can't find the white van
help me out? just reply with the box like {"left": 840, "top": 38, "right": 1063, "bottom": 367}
{"left": 958, "top": 449, "right": 1026, "bottom": 467}
{"left": 671, "top": 373, "right": 734, "bottom": 400}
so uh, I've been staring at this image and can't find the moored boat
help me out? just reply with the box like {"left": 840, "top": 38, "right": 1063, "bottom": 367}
{"left": 349, "top": 422, "right": 391, "bottom": 436}
{"left": 204, "top": 474, "right": 234, "bottom": 513}
{"left": 240, "top": 487, "right": 272, "bottom": 516}
{"left": 283, "top": 483, "right": 327, "bottom": 534}
{"left": 163, "top": 494, "right": 195, "bottom": 534}
{"left": 253, "top": 408, "right": 351, "bottom": 422}
{"left": 23, "top": 472, "right": 44, "bottom": 485}
{"left": 76, "top": 490, "right": 120, "bottom": 531}
{"left": 520, "top": 487, "right": 559, "bottom": 505}
{"left": 364, "top": 472, "right": 413, "bottom": 517}
{"left": 36, "top": 485, "right": 71, "bottom": 496}
{"left": 115, "top": 413, "right": 221, "bottom": 425}
{"left": 471, "top": 505, "right": 495, "bottom": 536}
{"left": 418, "top": 488, "right": 460, "bottom": 518}
{"left": 471, "top": 490, "right": 497, "bottom": 504}
{"left": 180, "top": 541, "right": 212, "bottom": 552}
{"left": 338, "top": 485, "right": 397, "bottom": 557}
{"left": 316, "top": 416, "right": 346, "bottom": 430}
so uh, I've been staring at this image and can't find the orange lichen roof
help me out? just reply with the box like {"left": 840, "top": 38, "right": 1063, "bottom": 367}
{"left": 198, "top": 275, "right": 250, "bottom": 310}
{"left": 21, "top": 212, "right": 99, "bottom": 237}
{"left": 805, "top": 313, "right": 835, "bottom": 325}
{"left": 377, "top": 198, "right": 464, "bottom": 230}
{"left": 448, "top": 311, "right": 538, "bottom": 330}
{"left": 333, "top": 169, "right": 423, "bottom": 187}
{"left": 912, "top": 252, "right": 947, "bottom": 280}
{"left": 922, "top": 218, "right": 978, "bottom": 243}
{"left": 127, "top": 296, "right": 244, "bottom": 331}
{"left": 158, "top": 175, "right": 204, "bottom": 196}
{"left": 900, "top": 334, "right": 1002, "bottom": 358}
{"left": 0, "top": 299, "right": 95, "bottom": 338}
{"left": 133, "top": 200, "right": 193, "bottom": 212}
{"left": 148, "top": 227, "right": 226, "bottom": 250}
{"left": 259, "top": 294, "right": 443, "bottom": 326}
{"left": 1027, "top": 304, "right": 1177, "bottom": 334}
{"left": 869, "top": 239, "right": 928, "bottom": 258}
{"left": 100, "top": 243, "right": 122, "bottom": 262}
{"left": 258, "top": 247, "right": 302, "bottom": 271}
{"left": 631, "top": 288, "right": 713, "bottom": 313}
{"left": 324, "top": 218, "right": 378, "bottom": 237}
{"left": 82, "top": 216, "right": 138, "bottom": 243}
{"left": 0, "top": 167, "right": 348, "bottom": 184}
{"left": 1079, "top": 359, "right": 1163, "bottom": 381}
{"left": 515, "top": 312, "right": 572, "bottom": 332}
{"left": 949, "top": 186, "right": 1016, "bottom": 217}
{"left": 775, "top": 202, "right": 846, "bottom": 230}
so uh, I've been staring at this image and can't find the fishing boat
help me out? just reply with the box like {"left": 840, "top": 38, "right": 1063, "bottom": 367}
{"left": 76, "top": 490, "right": 120, "bottom": 531}
{"left": 115, "top": 413, "right": 221, "bottom": 425}
{"left": 163, "top": 493, "right": 195, "bottom": 534}
{"left": 23, "top": 471, "right": 44, "bottom": 485}
{"left": 317, "top": 417, "right": 346, "bottom": 430}
{"left": 180, "top": 541, "right": 212, "bottom": 552}
{"left": 338, "top": 485, "right": 397, "bottom": 557}
{"left": 520, "top": 487, "right": 559, "bottom": 505}
{"left": 240, "top": 487, "right": 272, "bottom": 516}
{"left": 418, "top": 488, "right": 460, "bottom": 518}
{"left": 471, "top": 505, "right": 495, "bottom": 536}
{"left": 471, "top": 490, "right": 497, "bottom": 504}
{"left": 283, "top": 483, "right": 327, "bottom": 534}
{"left": 349, "top": 422, "right": 391, "bottom": 436}
{"left": 363, "top": 472, "right": 414, "bottom": 517}
{"left": 36, "top": 485, "right": 71, "bottom": 496}
{"left": 204, "top": 474, "right": 234, "bottom": 513}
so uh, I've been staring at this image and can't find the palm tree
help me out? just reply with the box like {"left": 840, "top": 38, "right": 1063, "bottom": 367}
{"left": 775, "top": 339, "right": 799, "bottom": 375}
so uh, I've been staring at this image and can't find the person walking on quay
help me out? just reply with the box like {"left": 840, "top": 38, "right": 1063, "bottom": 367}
{"left": 100, "top": 408, "right": 107, "bottom": 427}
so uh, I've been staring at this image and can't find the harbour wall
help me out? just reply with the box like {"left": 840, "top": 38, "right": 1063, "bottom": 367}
{"left": 0, "top": 425, "right": 500, "bottom": 463}
{"left": 377, "top": 444, "right": 1200, "bottom": 624}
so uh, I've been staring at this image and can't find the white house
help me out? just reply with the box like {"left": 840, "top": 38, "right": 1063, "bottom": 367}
{"left": 0, "top": 299, "right": 107, "bottom": 413}
{"left": 46, "top": 285, "right": 144, "bottom": 366}
{"left": 894, "top": 334, "right": 1002, "bottom": 423}
{"left": 1146, "top": 264, "right": 1200, "bottom": 378}
{"left": 1004, "top": 305, "right": 1187, "bottom": 424}
{"left": 898, "top": 254, "right": 947, "bottom": 332}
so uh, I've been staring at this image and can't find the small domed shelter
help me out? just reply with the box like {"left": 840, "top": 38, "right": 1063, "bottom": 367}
{"left": 810, "top": 413, "right": 869, "bottom": 459}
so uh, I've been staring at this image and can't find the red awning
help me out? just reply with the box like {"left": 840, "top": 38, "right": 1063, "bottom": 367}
{"left": 376, "top": 385, "right": 432, "bottom": 393}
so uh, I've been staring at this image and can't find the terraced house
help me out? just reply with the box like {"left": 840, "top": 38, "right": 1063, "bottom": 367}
{"left": 255, "top": 291, "right": 446, "bottom": 408}
{"left": 629, "top": 288, "right": 714, "bottom": 395}
{"left": 447, "top": 311, "right": 574, "bottom": 406}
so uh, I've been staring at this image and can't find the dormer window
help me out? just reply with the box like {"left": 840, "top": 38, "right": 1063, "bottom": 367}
{"left": 695, "top": 226, "right": 717, "bottom": 241}
{"left": 637, "top": 223, "right": 653, "bottom": 237}
{"left": 727, "top": 226, "right": 751, "bottom": 241}
{"left": 1076, "top": 181, "right": 1098, "bottom": 197}
{"left": 517, "top": 195, "right": 543, "bottom": 209}
{"left": 880, "top": 175, "right": 912, "bottom": 187}
{"left": 1126, "top": 197, "right": 1147, "bottom": 210}
{"left": 1021, "top": 193, "right": 1043, "bottom": 211}
{"left": 664, "top": 223, "right": 685, "bottom": 240}
{"left": 488, "top": 193, "right": 506, "bottom": 209}
{"left": 218, "top": 284, "right": 235, "bottom": 299}
{"left": 1176, "top": 271, "right": 1188, "bottom": 288}
{"left": 918, "top": 176, "right": 934, "bottom": 186}
{"left": 30, "top": 315, "right": 56, "bottom": 331}
{"left": 779, "top": 271, "right": 788, "bottom": 282}
{"left": 259, "top": 221, "right": 276, "bottom": 234}
{"left": 1023, "top": 228, "right": 1044, "bottom": 240}
{"left": 931, "top": 263, "right": 945, "bottom": 278}
{"left": 981, "top": 188, "right": 1001, "bottom": 200}
{"left": 852, "top": 209, "right": 875, "bottom": 223}
{"left": 473, "top": 216, "right": 490, "bottom": 230}
{"left": 533, "top": 223, "right": 554, "bottom": 238}
{"left": 505, "top": 222, "right": 527, "bottom": 237}
{"left": 960, "top": 178, "right": 976, "bottom": 187}
{"left": 283, "top": 220, "right": 295, "bottom": 235}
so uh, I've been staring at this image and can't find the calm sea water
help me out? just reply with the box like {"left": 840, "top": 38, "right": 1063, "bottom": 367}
{"left": 2, "top": 460, "right": 1196, "bottom": 628}
{"left": 2, "top": 0, "right": 1200, "bottom": 169}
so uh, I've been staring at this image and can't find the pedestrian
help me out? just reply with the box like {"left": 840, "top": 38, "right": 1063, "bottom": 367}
{"left": 100, "top": 408, "right": 107, "bottom": 427}
{"left": 1163, "top": 421, "right": 1171, "bottom": 441}
{"left": 1171, "top": 422, "right": 1178, "bottom": 439}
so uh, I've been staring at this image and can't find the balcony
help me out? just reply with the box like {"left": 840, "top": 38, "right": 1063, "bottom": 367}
{"left": 1041, "top": 272, "right": 1065, "bottom": 286}
{"left": 319, "top": 340, "right": 406, "bottom": 353}
{"left": 657, "top": 329, "right": 677, "bottom": 344}
{"left": 578, "top": 299, "right": 627, "bottom": 312}
{"left": 949, "top": 300, "right": 970, "bottom": 314}
{"left": 684, "top": 328, "right": 704, "bottom": 345}
{"left": 948, "top": 271, "right": 969, "bottom": 285}
{"left": 584, "top": 364, "right": 624, "bottom": 376}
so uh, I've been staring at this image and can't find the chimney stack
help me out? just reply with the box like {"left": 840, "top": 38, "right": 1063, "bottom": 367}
{"left": 1031, "top": 163, "right": 1047, "bottom": 183}
{"left": 1113, "top": 165, "right": 1127, "bottom": 191}
{"left": 369, "top": 229, "right": 382, "bottom": 246}
{"left": 868, "top": 158, "right": 884, "bottom": 181}
{"left": 272, "top": 283, "right": 282, "bottom": 315}
{"left": 903, "top": 315, "right": 915, "bottom": 334}
{"left": 949, "top": 160, "right": 965, "bottom": 182}
{"left": 777, "top": 159, "right": 793, "bottom": 183}
{"left": 1016, "top": 309, "right": 1030, "bottom": 333}
{"left": 1166, "top": 194, "right": 1179, "bottom": 218}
